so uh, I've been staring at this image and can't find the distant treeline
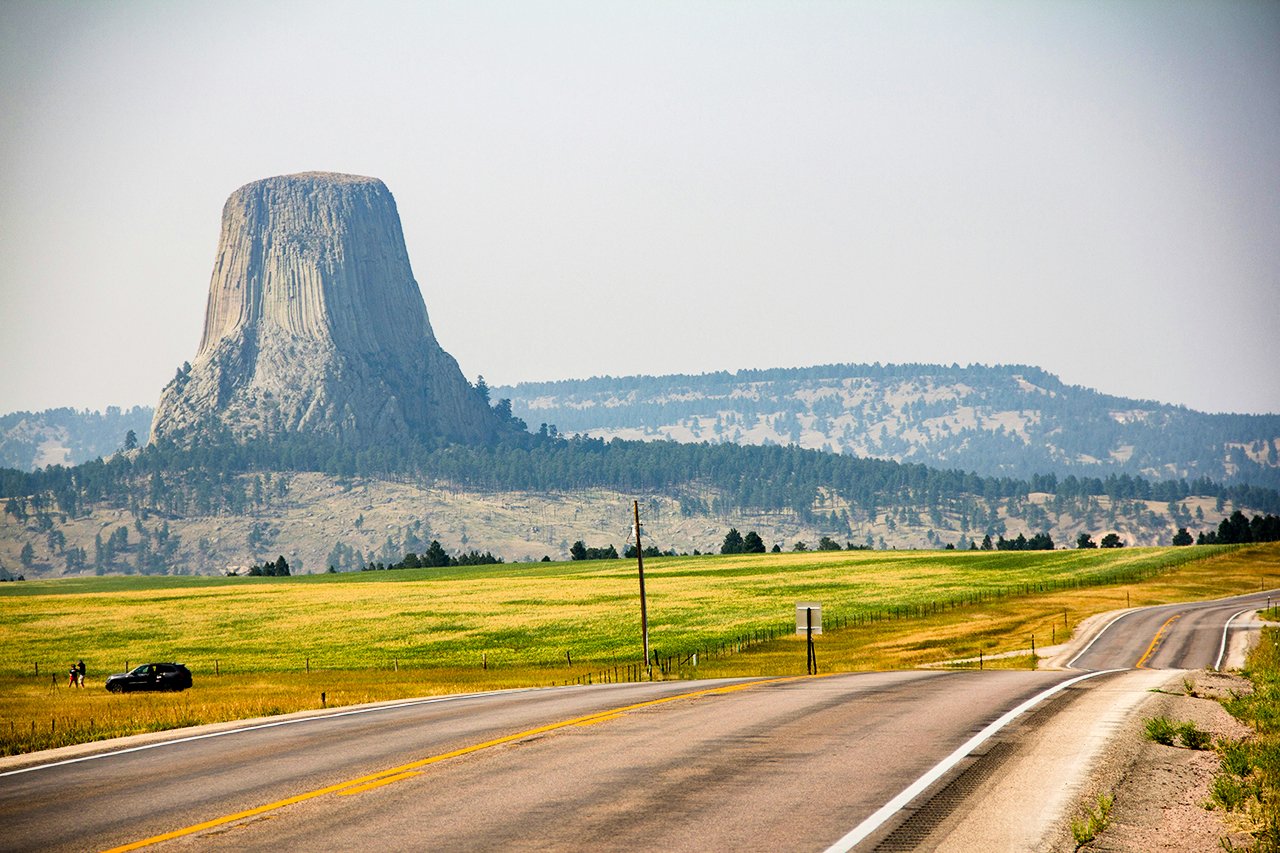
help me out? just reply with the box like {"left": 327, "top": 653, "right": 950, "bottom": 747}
{"left": 501, "top": 362, "right": 1066, "bottom": 397}
{"left": 357, "top": 540, "right": 503, "bottom": 571}
{"left": 2, "top": 423, "right": 1279, "bottom": 526}
{"left": 570, "top": 541, "right": 619, "bottom": 560}
{"left": 1196, "top": 511, "right": 1280, "bottom": 546}
{"left": 242, "top": 556, "right": 291, "bottom": 577}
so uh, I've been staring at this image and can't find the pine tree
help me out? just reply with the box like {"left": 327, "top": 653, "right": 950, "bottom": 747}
{"left": 721, "top": 528, "right": 744, "bottom": 554}
{"left": 425, "top": 540, "right": 451, "bottom": 567}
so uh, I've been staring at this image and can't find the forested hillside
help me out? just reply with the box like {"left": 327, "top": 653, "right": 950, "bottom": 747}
{"left": 0, "top": 407, "right": 151, "bottom": 471}
{"left": 3, "top": 363, "right": 1277, "bottom": 578}
{"left": 9, "top": 364, "right": 1277, "bottom": 494}
{"left": 497, "top": 364, "right": 1280, "bottom": 490}
{"left": 2, "top": 426, "right": 1279, "bottom": 578}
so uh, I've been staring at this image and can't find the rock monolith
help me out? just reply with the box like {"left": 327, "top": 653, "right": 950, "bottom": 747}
{"left": 152, "top": 172, "right": 500, "bottom": 447}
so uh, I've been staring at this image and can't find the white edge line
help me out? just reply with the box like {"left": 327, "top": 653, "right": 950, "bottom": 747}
{"left": 1066, "top": 609, "right": 1140, "bottom": 669}
{"left": 1215, "top": 609, "right": 1251, "bottom": 672}
{"left": 822, "top": 669, "right": 1118, "bottom": 853}
{"left": 1072, "top": 592, "right": 1274, "bottom": 671}
{"left": 0, "top": 687, "right": 540, "bottom": 779}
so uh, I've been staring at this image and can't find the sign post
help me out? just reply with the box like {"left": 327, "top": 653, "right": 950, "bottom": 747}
{"left": 795, "top": 602, "right": 822, "bottom": 675}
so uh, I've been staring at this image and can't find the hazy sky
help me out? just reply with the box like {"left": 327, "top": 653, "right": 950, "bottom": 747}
{"left": 2, "top": 1, "right": 1277, "bottom": 416}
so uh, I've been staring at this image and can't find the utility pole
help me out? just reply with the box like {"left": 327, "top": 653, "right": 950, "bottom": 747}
{"left": 634, "top": 500, "right": 650, "bottom": 667}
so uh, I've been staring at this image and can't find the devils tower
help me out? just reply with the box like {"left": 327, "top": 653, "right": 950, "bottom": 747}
{"left": 152, "top": 172, "right": 502, "bottom": 447}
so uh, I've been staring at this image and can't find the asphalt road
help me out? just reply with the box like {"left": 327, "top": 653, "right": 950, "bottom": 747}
{"left": 1066, "top": 587, "right": 1274, "bottom": 671}
{"left": 0, "top": 589, "right": 1270, "bottom": 853}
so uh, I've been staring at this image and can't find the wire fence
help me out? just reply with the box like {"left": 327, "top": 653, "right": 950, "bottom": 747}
{"left": 560, "top": 554, "right": 1197, "bottom": 685}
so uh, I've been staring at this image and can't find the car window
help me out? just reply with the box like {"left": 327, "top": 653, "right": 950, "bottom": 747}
{"left": 130, "top": 666, "right": 148, "bottom": 675}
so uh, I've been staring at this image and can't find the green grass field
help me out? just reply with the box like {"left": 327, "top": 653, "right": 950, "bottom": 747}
{"left": 2, "top": 543, "right": 1278, "bottom": 756}
{"left": 0, "top": 545, "right": 1242, "bottom": 675}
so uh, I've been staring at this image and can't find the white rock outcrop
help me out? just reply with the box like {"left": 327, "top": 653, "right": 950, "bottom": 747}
{"left": 152, "top": 172, "right": 499, "bottom": 446}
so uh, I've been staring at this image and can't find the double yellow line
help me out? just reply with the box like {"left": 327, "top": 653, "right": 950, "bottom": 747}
{"left": 102, "top": 677, "right": 795, "bottom": 852}
{"left": 1135, "top": 613, "right": 1181, "bottom": 669}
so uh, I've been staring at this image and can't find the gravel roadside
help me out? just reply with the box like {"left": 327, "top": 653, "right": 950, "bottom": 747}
{"left": 921, "top": 612, "right": 1263, "bottom": 852}
{"left": 1068, "top": 667, "right": 1254, "bottom": 852}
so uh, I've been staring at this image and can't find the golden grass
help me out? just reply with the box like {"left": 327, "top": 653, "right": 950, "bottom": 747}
{"left": 0, "top": 669, "right": 552, "bottom": 756}
{"left": 2, "top": 543, "right": 1277, "bottom": 756}
{"left": 689, "top": 542, "right": 1280, "bottom": 677}
{"left": 0, "top": 545, "right": 1234, "bottom": 674}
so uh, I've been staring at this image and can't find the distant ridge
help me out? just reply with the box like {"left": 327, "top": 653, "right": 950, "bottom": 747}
{"left": 496, "top": 362, "right": 1280, "bottom": 490}
{"left": 0, "top": 406, "right": 152, "bottom": 471}
{"left": 3, "top": 362, "right": 1277, "bottom": 491}
{"left": 3, "top": 361, "right": 1280, "bottom": 574}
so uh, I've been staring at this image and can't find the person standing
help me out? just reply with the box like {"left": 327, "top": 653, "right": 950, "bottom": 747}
{"left": 76, "top": 660, "right": 86, "bottom": 687}
{"left": 68, "top": 664, "right": 78, "bottom": 688}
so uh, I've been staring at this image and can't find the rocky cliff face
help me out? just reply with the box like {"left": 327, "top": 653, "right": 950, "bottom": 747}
{"left": 152, "top": 172, "right": 499, "bottom": 447}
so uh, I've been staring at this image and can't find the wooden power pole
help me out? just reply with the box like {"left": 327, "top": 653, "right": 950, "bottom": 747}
{"left": 634, "top": 500, "right": 650, "bottom": 667}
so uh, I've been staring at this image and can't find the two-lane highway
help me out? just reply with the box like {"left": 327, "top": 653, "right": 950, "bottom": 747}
{"left": 1, "top": 588, "right": 1272, "bottom": 852}
{"left": 1067, "top": 587, "right": 1272, "bottom": 671}
{"left": 3, "top": 671, "right": 1100, "bottom": 852}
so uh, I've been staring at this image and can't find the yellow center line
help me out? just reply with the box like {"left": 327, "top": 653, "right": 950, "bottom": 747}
{"left": 100, "top": 676, "right": 804, "bottom": 852}
{"left": 336, "top": 771, "right": 421, "bottom": 796}
{"left": 1135, "top": 613, "right": 1181, "bottom": 669}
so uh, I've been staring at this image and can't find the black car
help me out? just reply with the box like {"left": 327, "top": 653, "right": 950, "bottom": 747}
{"left": 105, "top": 662, "right": 192, "bottom": 693}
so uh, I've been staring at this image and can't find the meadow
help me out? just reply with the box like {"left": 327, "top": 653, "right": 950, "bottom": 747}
{"left": 2, "top": 543, "right": 1278, "bottom": 756}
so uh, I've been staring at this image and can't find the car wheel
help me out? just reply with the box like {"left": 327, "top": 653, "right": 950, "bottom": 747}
{"left": 107, "top": 682, "right": 122, "bottom": 693}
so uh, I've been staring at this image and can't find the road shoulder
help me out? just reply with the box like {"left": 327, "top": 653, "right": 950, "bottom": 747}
{"left": 917, "top": 620, "right": 1264, "bottom": 853}
{"left": 909, "top": 669, "right": 1170, "bottom": 851}
{"left": 1061, "top": 668, "right": 1254, "bottom": 852}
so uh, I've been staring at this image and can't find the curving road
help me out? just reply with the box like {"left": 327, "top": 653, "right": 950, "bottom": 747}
{"left": 1066, "top": 587, "right": 1271, "bottom": 672}
{"left": 0, "top": 588, "right": 1271, "bottom": 853}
